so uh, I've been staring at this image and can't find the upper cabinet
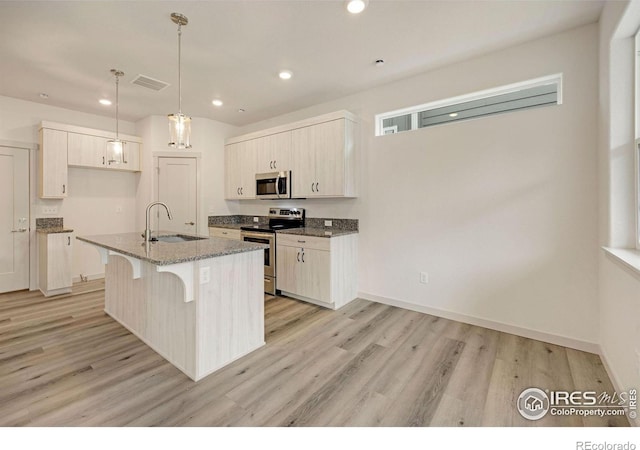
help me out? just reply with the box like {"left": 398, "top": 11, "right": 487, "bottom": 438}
{"left": 256, "top": 131, "right": 292, "bottom": 174}
{"left": 225, "top": 111, "right": 357, "bottom": 200}
{"left": 39, "top": 122, "right": 142, "bottom": 199}
{"left": 225, "top": 139, "right": 256, "bottom": 199}
{"left": 39, "top": 128, "right": 68, "bottom": 199}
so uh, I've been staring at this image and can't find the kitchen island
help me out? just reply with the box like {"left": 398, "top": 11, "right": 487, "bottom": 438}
{"left": 77, "top": 232, "right": 267, "bottom": 381}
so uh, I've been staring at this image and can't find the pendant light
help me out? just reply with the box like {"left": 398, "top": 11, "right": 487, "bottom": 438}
{"left": 106, "top": 69, "right": 125, "bottom": 164}
{"left": 168, "top": 12, "right": 192, "bottom": 149}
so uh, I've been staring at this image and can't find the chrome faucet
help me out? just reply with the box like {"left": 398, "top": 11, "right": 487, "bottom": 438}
{"left": 144, "top": 201, "right": 173, "bottom": 242}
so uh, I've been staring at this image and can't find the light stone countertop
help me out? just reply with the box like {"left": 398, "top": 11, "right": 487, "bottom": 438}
{"left": 36, "top": 227, "right": 74, "bottom": 234}
{"left": 276, "top": 228, "right": 358, "bottom": 238}
{"left": 77, "top": 231, "right": 267, "bottom": 266}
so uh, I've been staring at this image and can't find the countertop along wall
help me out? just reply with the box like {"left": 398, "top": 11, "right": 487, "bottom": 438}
{"left": 230, "top": 23, "right": 600, "bottom": 350}
{"left": 0, "top": 95, "right": 139, "bottom": 286}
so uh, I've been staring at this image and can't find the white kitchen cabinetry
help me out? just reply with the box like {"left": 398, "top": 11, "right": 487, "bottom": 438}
{"left": 38, "top": 232, "right": 73, "bottom": 297}
{"left": 225, "top": 139, "right": 256, "bottom": 199}
{"left": 256, "top": 131, "right": 292, "bottom": 173}
{"left": 209, "top": 227, "right": 241, "bottom": 240}
{"left": 67, "top": 132, "right": 140, "bottom": 172}
{"left": 276, "top": 233, "right": 358, "bottom": 309}
{"left": 38, "top": 128, "right": 68, "bottom": 199}
{"left": 291, "top": 119, "right": 356, "bottom": 198}
{"left": 224, "top": 111, "right": 357, "bottom": 200}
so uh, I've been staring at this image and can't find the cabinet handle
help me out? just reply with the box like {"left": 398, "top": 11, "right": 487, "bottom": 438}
{"left": 311, "top": 183, "right": 315, "bottom": 192}
{"left": 103, "top": 156, "right": 105, "bottom": 165}
{"left": 122, "top": 143, "right": 128, "bottom": 164}
{"left": 67, "top": 236, "right": 71, "bottom": 246}
{"left": 62, "top": 184, "right": 66, "bottom": 194}
{"left": 301, "top": 251, "right": 305, "bottom": 263}
{"left": 11, "top": 228, "right": 27, "bottom": 233}
{"left": 297, "top": 251, "right": 300, "bottom": 262}
{"left": 185, "top": 221, "right": 195, "bottom": 226}
{"left": 297, "top": 240, "right": 306, "bottom": 243}
{"left": 222, "top": 231, "right": 228, "bottom": 235}
{"left": 315, "top": 182, "right": 319, "bottom": 192}
{"left": 240, "top": 187, "right": 243, "bottom": 195}
{"left": 237, "top": 187, "right": 240, "bottom": 195}
{"left": 270, "top": 161, "right": 273, "bottom": 169}
{"left": 274, "top": 160, "right": 277, "bottom": 169}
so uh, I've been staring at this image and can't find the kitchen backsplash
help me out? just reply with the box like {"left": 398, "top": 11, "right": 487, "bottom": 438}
{"left": 208, "top": 215, "right": 358, "bottom": 231}
{"left": 36, "top": 217, "right": 64, "bottom": 229}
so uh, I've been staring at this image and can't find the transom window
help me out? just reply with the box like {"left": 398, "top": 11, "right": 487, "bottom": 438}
{"left": 375, "top": 73, "right": 563, "bottom": 136}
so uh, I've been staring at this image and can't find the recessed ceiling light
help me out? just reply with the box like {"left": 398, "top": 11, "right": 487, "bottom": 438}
{"left": 99, "top": 99, "right": 112, "bottom": 106}
{"left": 346, "top": 0, "right": 368, "bottom": 14}
{"left": 39, "top": 93, "right": 49, "bottom": 99}
{"left": 449, "top": 113, "right": 458, "bottom": 117}
{"left": 212, "top": 99, "right": 223, "bottom": 107}
{"left": 278, "top": 70, "right": 293, "bottom": 80}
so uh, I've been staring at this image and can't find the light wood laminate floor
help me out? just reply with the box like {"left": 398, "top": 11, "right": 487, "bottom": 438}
{"left": 0, "top": 281, "right": 628, "bottom": 427}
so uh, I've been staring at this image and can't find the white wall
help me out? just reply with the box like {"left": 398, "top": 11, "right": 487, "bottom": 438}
{"left": 0, "top": 95, "right": 139, "bottom": 283}
{"left": 231, "top": 24, "right": 601, "bottom": 348}
{"left": 597, "top": 0, "right": 640, "bottom": 426}
{"left": 134, "top": 115, "right": 236, "bottom": 234}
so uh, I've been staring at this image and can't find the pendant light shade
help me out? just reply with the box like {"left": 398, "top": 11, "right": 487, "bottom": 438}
{"left": 168, "top": 12, "right": 192, "bottom": 149}
{"left": 106, "top": 69, "right": 125, "bottom": 164}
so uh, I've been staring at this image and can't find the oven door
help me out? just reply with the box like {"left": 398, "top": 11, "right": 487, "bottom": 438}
{"left": 240, "top": 231, "right": 275, "bottom": 278}
{"left": 255, "top": 171, "right": 291, "bottom": 199}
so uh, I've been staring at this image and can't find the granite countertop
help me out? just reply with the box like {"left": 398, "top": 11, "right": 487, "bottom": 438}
{"left": 277, "top": 228, "right": 358, "bottom": 238}
{"left": 77, "top": 231, "right": 267, "bottom": 266}
{"left": 36, "top": 227, "right": 74, "bottom": 234}
{"left": 208, "top": 223, "right": 245, "bottom": 230}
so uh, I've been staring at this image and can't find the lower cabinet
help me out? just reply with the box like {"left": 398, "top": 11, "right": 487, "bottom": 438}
{"left": 38, "top": 232, "right": 73, "bottom": 297}
{"left": 209, "top": 227, "right": 241, "bottom": 240}
{"left": 276, "top": 233, "right": 357, "bottom": 310}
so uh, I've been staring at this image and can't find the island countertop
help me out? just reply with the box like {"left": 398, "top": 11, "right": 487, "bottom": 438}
{"left": 77, "top": 231, "right": 267, "bottom": 266}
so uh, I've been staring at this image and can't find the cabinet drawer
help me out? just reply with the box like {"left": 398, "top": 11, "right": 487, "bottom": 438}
{"left": 277, "top": 233, "right": 330, "bottom": 251}
{"left": 209, "top": 227, "right": 241, "bottom": 240}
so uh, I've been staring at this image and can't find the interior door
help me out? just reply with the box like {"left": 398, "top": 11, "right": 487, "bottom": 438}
{"left": 0, "top": 146, "right": 29, "bottom": 293}
{"left": 157, "top": 157, "right": 198, "bottom": 234}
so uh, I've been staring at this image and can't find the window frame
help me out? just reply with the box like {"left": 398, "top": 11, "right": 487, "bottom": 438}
{"left": 375, "top": 73, "right": 563, "bottom": 137}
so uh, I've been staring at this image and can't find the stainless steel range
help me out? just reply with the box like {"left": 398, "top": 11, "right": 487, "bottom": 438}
{"left": 240, "top": 208, "right": 305, "bottom": 295}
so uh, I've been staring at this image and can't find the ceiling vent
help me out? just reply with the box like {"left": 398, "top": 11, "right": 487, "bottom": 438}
{"left": 131, "top": 74, "right": 170, "bottom": 91}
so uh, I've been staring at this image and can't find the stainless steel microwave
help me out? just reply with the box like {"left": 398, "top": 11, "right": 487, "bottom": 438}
{"left": 255, "top": 171, "right": 291, "bottom": 199}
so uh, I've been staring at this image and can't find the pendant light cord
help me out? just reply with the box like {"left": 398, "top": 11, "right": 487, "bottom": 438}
{"left": 177, "top": 23, "right": 182, "bottom": 115}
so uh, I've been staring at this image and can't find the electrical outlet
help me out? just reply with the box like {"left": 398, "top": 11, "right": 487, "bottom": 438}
{"left": 324, "top": 220, "right": 332, "bottom": 227}
{"left": 200, "top": 267, "right": 210, "bottom": 284}
{"left": 420, "top": 272, "right": 429, "bottom": 284}
{"left": 253, "top": 216, "right": 259, "bottom": 223}
{"left": 41, "top": 206, "right": 58, "bottom": 215}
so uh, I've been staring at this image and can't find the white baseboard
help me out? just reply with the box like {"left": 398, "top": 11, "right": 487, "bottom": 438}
{"left": 358, "top": 291, "right": 600, "bottom": 354}
{"left": 598, "top": 345, "right": 638, "bottom": 427}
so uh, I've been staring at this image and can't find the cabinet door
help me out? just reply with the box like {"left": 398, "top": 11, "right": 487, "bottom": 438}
{"left": 291, "top": 126, "right": 317, "bottom": 198}
{"left": 239, "top": 139, "right": 257, "bottom": 199}
{"left": 275, "top": 244, "right": 300, "bottom": 294}
{"left": 256, "top": 131, "right": 292, "bottom": 173}
{"left": 47, "top": 233, "right": 73, "bottom": 290}
{"left": 120, "top": 141, "right": 140, "bottom": 172}
{"left": 297, "top": 248, "right": 331, "bottom": 302}
{"left": 39, "top": 128, "right": 68, "bottom": 198}
{"left": 311, "top": 120, "right": 345, "bottom": 197}
{"left": 225, "top": 143, "right": 242, "bottom": 199}
{"left": 67, "top": 132, "right": 107, "bottom": 168}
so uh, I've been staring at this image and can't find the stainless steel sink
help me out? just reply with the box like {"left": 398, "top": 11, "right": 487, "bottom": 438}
{"left": 153, "top": 234, "right": 208, "bottom": 243}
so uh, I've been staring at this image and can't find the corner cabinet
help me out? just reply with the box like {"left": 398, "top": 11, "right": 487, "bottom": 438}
{"left": 224, "top": 110, "right": 357, "bottom": 200}
{"left": 39, "top": 121, "right": 142, "bottom": 199}
{"left": 39, "top": 128, "right": 68, "bottom": 198}
{"left": 38, "top": 231, "right": 73, "bottom": 297}
{"left": 276, "top": 233, "right": 358, "bottom": 310}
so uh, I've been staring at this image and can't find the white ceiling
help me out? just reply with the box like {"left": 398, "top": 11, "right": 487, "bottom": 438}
{"left": 0, "top": 0, "right": 604, "bottom": 127}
